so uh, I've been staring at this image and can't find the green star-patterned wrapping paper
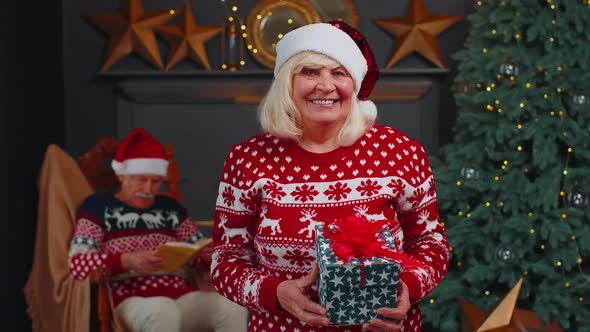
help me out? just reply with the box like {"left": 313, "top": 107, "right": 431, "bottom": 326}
{"left": 315, "top": 224, "right": 400, "bottom": 326}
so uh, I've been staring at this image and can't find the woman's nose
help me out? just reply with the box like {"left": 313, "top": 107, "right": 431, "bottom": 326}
{"left": 316, "top": 72, "right": 335, "bottom": 92}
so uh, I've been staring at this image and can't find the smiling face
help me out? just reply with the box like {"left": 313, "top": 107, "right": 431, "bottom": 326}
{"left": 292, "top": 64, "right": 355, "bottom": 131}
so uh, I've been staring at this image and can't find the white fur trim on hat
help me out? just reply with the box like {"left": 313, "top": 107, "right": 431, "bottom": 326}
{"left": 274, "top": 23, "right": 368, "bottom": 96}
{"left": 111, "top": 158, "right": 168, "bottom": 176}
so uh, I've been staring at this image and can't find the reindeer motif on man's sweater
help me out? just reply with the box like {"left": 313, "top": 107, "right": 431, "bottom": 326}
{"left": 298, "top": 209, "right": 323, "bottom": 238}
{"left": 106, "top": 207, "right": 140, "bottom": 229}
{"left": 166, "top": 210, "right": 180, "bottom": 230}
{"left": 218, "top": 214, "right": 251, "bottom": 243}
{"left": 354, "top": 205, "right": 387, "bottom": 222}
{"left": 258, "top": 206, "right": 282, "bottom": 235}
{"left": 141, "top": 209, "right": 166, "bottom": 229}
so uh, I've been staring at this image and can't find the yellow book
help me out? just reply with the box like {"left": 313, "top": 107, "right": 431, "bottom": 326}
{"left": 156, "top": 238, "right": 213, "bottom": 272}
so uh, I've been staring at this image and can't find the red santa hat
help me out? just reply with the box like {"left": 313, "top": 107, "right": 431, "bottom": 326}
{"left": 111, "top": 128, "right": 169, "bottom": 176}
{"left": 274, "top": 21, "right": 380, "bottom": 120}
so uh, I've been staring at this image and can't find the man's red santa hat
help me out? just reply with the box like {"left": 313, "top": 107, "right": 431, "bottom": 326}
{"left": 111, "top": 128, "right": 169, "bottom": 176}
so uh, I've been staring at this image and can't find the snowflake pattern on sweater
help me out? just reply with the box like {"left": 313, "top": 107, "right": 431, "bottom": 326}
{"left": 68, "top": 193, "right": 204, "bottom": 306}
{"left": 211, "top": 125, "right": 450, "bottom": 332}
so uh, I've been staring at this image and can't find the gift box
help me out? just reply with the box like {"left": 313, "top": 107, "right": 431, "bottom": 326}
{"left": 315, "top": 220, "right": 400, "bottom": 326}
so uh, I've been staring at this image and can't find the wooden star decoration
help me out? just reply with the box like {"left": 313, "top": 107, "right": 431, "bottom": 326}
{"left": 460, "top": 278, "right": 563, "bottom": 332}
{"left": 155, "top": 2, "right": 222, "bottom": 70}
{"left": 84, "top": 0, "right": 178, "bottom": 72}
{"left": 373, "top": 0, "right": 462, "bottom": 68}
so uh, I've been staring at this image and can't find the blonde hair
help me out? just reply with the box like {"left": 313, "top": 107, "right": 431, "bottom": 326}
{"left": 258, "top": 52, "right": 374, "bottom": 147}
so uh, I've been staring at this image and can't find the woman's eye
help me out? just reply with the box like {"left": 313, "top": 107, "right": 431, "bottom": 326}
{"left": 303, "top": 68, "right": 317, "bottom": 76}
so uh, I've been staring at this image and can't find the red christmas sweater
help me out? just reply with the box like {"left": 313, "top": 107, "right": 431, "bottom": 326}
{"left": 211, "top": 125, "right": 450, "bottom": 332}
{"left": 68, "top": 193, "right": 204, "bottom": 306}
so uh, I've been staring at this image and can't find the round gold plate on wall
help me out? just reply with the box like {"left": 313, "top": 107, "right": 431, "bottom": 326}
{"left": 246, "top": 0, "right": 321, "bottom": 69}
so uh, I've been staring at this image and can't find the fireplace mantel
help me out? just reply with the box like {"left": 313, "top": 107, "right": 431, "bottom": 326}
{"left": 101, "top": 68, "right": 449, "bottom": 104}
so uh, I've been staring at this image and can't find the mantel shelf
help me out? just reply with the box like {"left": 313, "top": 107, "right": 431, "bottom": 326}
{"left": 100, "top": 68, "right": 449, "bottom": 78}
{"left": 110, "top": 68, "right": 448, "bottom": 104}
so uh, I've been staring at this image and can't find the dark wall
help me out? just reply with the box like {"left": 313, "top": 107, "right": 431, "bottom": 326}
{"left": 63, "top": 0, "right": 473, "bottom": 156}
{"left": 0, "top": 0, "right": 64, "bottom": 330}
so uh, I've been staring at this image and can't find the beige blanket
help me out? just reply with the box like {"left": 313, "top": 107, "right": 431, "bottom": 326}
{"left": 24, "top": 144, "right": 93, "bottom": 332}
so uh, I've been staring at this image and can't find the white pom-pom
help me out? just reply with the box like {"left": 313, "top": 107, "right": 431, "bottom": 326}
{"left": 359, "top": 100, "right": 377, "bottom": 121}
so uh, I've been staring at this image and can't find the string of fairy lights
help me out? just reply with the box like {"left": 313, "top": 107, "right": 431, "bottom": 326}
{"left": 432, "top": 0, "right": 589, "bottom": 305}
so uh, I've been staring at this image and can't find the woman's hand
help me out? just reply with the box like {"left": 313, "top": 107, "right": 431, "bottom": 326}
{"left": 121, "top": 250, "right": 165, "bottom": 274}
{"left": 362, "top": 280, "right": 410, "bottom": 332}
{"left": 276, "top": 264, "right": 330, "bottom": 327}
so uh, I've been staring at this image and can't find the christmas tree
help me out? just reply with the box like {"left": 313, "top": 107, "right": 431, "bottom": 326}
{"left": 422, "top": 0, "right": 590, "bottom": 331}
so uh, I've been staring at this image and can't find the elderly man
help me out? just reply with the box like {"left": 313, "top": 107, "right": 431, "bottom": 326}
{"left": 68, "top": 128, "right": 247, "bottom": 332}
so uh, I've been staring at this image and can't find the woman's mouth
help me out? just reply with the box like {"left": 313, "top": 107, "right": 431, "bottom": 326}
{"left": 311, "top": 99, "right": 337, "bottom": 105}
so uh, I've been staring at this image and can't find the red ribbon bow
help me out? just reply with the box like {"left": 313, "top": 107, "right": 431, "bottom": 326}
{"left": 322, "top": 215, "right": 417, "bottom": 287}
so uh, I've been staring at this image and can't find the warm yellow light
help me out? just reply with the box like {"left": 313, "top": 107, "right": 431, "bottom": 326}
{"left": 256, "top": 15, "right": 262, "bottom": 20}
{"left": 483, "top": 48, "right": 488, "bottom": 53}
{"left": 557, "top": 88, "right": 562, "bottom": 93}
{"left": 456, "top": 181, "right": 462, "bottom": 186}
{"left": 524, "top": 271, "right": 528, "bottom": 276}
{"left": 288, "top": 18, "right": 293, "bottom": 24}
{"left": 466, "top": 213, "right": 472, "bottom": 218}
{"left": 240, "top": 60, "right": 245, "bottom": 65}
{"left": 487, "top": 105, "right": 494, "bottom": 111}
{"left": 277, "top": 33, "right": 284, "bottom": 39}
{"left": 497, "top": 108, "right": 503, "bottom": 113}
{"left": 501, "top": 165, "right": 506, "bottom": 170}
{"left": 241, "top": 25, "right": 246, "bottom": 30}
{"left": 495, "top": 176, "right": 500, "bottom": 181}
{"left": 486, "top": 87, "right": 492, "bottom": 92}
{"left": 551, "top": 4, "right": 556, "bottom": 9}
{"left": 169, "top": 9, "right": 175, "bottom": 15}
{"left": 580, "top": 297, "right": 584, "bottom": 302}
{"left": 541, "top": 244, "right": 545, "bottom": 249}
{"left": 232, "top": 6, "right": 238, "bottom": 11}
{"left": 429, "top": 299, "right": 435, "bottom": 304}
{"left": 517, "top": 146, "right": 522, "bottom": 151}
{"left": 503, "top": 160, "right": 509, "bottom": 165}
{"left": 517, "top": 124, "right": 523, "bottom": 129}
{"left": 515, "top": 33, "right": 521, "bottom": 39}
{"left": 528, "top": 212, "right": 533, "bottom": 217}
{"left": 557, "top": 261, "right": 562, "bottom": 267}
{"left": 485, "top": 202, "right": 491, "bottom": 207}
{"left": 565, "top": 282, "right": 571, "bottom": 288}
{"left": 530, "top": 228, "right": 536, "bottom": 234}
{"left": 495, "top": 99, "right": 500, "bottom": 105}
{"left": 550, "top": 111, "right": 556, "bottom": 116}
{"left": 520, "top": 102, "right": 525, "bottom": 108}
{"left": 458, "top": 211, "right": 463, "bottom": 216}
{"left": 550, "top": 37, "right": 555, "bottom": 42}
{"left": 247, "top": 44, "right": 253, "bottom": 50}
{"left": 579, "top": 258, "right": 583, "bottom": 264}
{"left": 457, "top": 261, "right": 462, "bottom": 267}
{"left": 267, "top": 11, "right": 273, "bottom": 16}
{"left": 449, "top": 246, "right": 453, "bottom": 251}
{"left": 544, "top": 94, "right": 549, "bottom": 99}
{"left": 568, "top": 147, "right": 573, "bottom": 152}
{"left": 492, "top": 29, "right": 497, "bottom": 34}
{"left": 572, "top": 236, "right": 576, "bottom": 241}
{"left": 499, "top": 201, "right": 505, "bottom": 207}
{"left": 524, "top": 168, "right": 529, "bottom": 173}
{"left": 564, "top": 170, "right": 568, "bottom": 175}
{"left": 559, "top": 111, "right": 564, "bottom": 117}
{"left": 242, "top": 33, "right": 248, "bottom": 38}
{"left": 560, "top": 191, "right": 566, "bottom": 196}
{"left": 557, "top": 66, "right": 562, "bottom": 71}
{"left": 485, "top": 291, "right": 490, "bottom": 296}
{"left": 491, "top": 83, "right": 496, "bottom": 88}
{"left": 253, "top": 49, "right": 258, "bottom": 54}
{"left": 552, "top": 19, "right": 556, "bottom": 24}
{"left": 561, "top": 213, "right": 567, "bottom": 219}
{"left": 221, "top": 64, "right": 227, "bottom": 69}
{"left": 526, "top": 82, "right": 532, "bottom": 88}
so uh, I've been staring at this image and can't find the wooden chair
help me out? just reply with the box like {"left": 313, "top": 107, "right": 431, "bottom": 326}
{"left": 78, "top": 136, "right": 212, "bottom": 332}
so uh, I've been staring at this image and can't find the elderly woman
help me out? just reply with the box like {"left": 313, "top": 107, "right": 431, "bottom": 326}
{"left": 211, "top": 21, "right": 449, "bottom": 332}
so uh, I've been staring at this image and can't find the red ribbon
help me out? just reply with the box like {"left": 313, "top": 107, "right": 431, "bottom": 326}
{"left": 322, "top": 216, "right": 419, "bottom": 287}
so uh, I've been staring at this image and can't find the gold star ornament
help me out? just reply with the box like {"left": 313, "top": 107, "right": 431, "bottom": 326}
{"left": 373, "top": 0, "right": 462, "bottom": 68}
{"left": 156, "top": 2, "right": 222, "bottom": 70}
{"left": 460, "top": 278, "right": 563, "bottom": 332}
{"left": 85, "top": 0, "right": 178, "bottom": 72}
